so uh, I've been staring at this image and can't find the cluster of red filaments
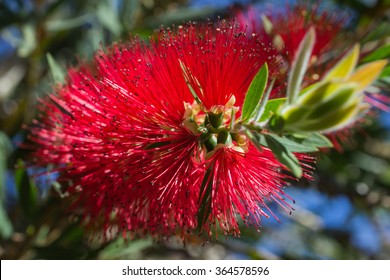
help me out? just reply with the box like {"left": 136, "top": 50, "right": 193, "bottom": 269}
{"left": 29, "top": 21, "right": 305, "bottom": 239}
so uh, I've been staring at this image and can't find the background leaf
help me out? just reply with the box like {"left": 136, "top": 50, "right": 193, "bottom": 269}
{"left": 0, "top": 132, "right": 13, "bottom": 238}
{"left": 362, "top": 43, "right": 390, "bottom": 63}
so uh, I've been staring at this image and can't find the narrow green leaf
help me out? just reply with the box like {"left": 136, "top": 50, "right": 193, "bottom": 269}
{"left": 380, "top": 65, "right": 390, "bottom": 78}
{"left": 307, "top": 84, "right": 357, "bottom": 119}
{"left": 14, "top": 160, "right": 38, "bottom": 220}
{"left": 260, "top": 134, "right": 316, "bottom": 152}
{"left": 261, "top": 15, "right": 273, "bottom": 34}
{"left": 244, "top": 129, "right": 263, "bottom": 152}
{"left": 297, "top": 81, "right": 331, "bottom": 105}
{"left": 0, "top": 206, "right": 12, "bottom": 239}
{"left": 179, "top": 59, "right": 203, "bottom": 106}
{"left": 287, "top": 27, "right": 316, "bottom": 104}
{"left": 271, "top": 132, "right": 333, "bottom": 152}
{"left": 303, "top": 132, "right": 333, "bottom": 148}
{"left": 281, "top": 105, "right": 307, "bottom": 125}
{"left": 241, "top": 63, "right": 268, "bottom": 122}
{"left": 294, "top": 103, "right": 361, "bottom": 132}
{"left": 197, "top": 167, "right": 214, "bottom": 232}
{"left": 46, "top": 53, "right": 65, "bottom": 83}
{"left": 45, "top": 14, "right": 93, "bottom": 32}
{"left": 361, "top": 43, "right": 390, "bottom": 63}
{"left": 264, "top": 134, "right": 302, "bottom": 178}
{"left": 0, "top": 132, "right": 13, "bottom": 238}
{"left": 145, "top": 141, "right": 172, "bottom": 149}
{"left": 348, "top": 60, "right": 388, "bottom": 91}
{"left": 96, "top": 0, "right": 123, "bottom": 36}
{"left": 18, "top": 24, "right": 37, "bottom": 57}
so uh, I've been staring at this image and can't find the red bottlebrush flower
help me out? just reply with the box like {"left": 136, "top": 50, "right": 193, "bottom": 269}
{"left": 237, "top": 2, "right": 346, "bottom": 62}
{"left": 267, "top": 4, "right": 345, "bottom": 62}
{"left": 28, "top": 21, "right": 307, "bottom": 239}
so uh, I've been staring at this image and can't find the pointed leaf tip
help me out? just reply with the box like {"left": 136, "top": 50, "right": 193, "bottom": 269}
{"left": 323, "top": 44, "right": 360, "bottom": 82}
{"left": 179, "top": 59, "right": 204, "bottom": 106}
{"left": 46, "top": 53, "right": 66, "bottom": 83}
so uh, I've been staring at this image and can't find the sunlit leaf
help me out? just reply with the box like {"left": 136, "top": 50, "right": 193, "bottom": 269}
{"left": 348, "top": 60, "right": 388, "bottom": 91}
{"left": 323, "top": 44, "right": 359, "bottom": 81}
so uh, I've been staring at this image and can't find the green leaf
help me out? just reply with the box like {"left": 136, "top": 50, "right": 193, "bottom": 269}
{"left": 47, "top": 53, "right": 66, "bottom": 83}
{"left": 261, "top": 133, "right": 332, "bottom": 153}
{"left": 287, "top": 27, "right": 316, "bottom": 104}
{"left": 99, "top": 237, "right": 153, "bottom": 259}
{"left": 45, "top": 14, "right": 93, "bottom": 32}
{"left": 297, "top": 81, "right": 331, "bottom": 105}
{"left": 294, "top": 103, "right": 361, "bottom": 132}
{"left": 14, "top": 160, "right": 38, "bottom": 220}
{"left": 197, "top": 167, "right": 214, "bottom": 232}
{"left": 380, "top": 65, "right": 390, "bottom": 78}
{"left": 17, "top": 24, "right": 37, "bottom": 57}
{"left": 97, "top": 0, "right": 123, "bottom": 36}
{"left": 244, "top": 129, "right": 263, "bottom": 152}
{"left": 361, "top": 43, "right": 390, "bottom": 63}
{"left": 179, "top": 59, "right": 204, "bottom": 107}
{"left": 307, "top": 84, "right": 357, "bottom": 119}
{"left": 0, "top": 132, "right": 13, "bottom": 238}
{"left": 348, "top": 60, "right": 388, "bottom": 91}
{"left": 301, "top": 132, "right": 333, "bottom": 149}
{"left": 145, "top": 141, "right": 172, "bottom": 149}
{"left": 264, "top": 134, "right": 303, "bottom": 178}
{"left": 323, "top": 44, "right": 359, "bottom": 81}
{"left": 0, "top": 206, "right": 12, "bottom": 239}
{"left": 261, "top": 15, "right": 273, "bottom": 34}
{"left": 258, "top": 98, "right": 286, "bottom": 122}
{"left": 241, "top": 63, "right": 268, "bottom": 122}
{"left": 253, "top": 78, "right": 276, "bottom": 122}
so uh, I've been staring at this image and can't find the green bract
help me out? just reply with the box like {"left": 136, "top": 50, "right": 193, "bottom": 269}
{"left": 279, "top": 44, "right": 387, "bottom": 133}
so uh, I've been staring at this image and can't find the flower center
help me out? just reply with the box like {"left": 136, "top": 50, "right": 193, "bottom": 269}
{"left": 182, "top": 95, "right": 249, "bottom": 155}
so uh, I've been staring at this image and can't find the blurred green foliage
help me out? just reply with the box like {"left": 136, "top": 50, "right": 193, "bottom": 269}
{"left": 1, "top": 0, "right": 390, "bottom": 260}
